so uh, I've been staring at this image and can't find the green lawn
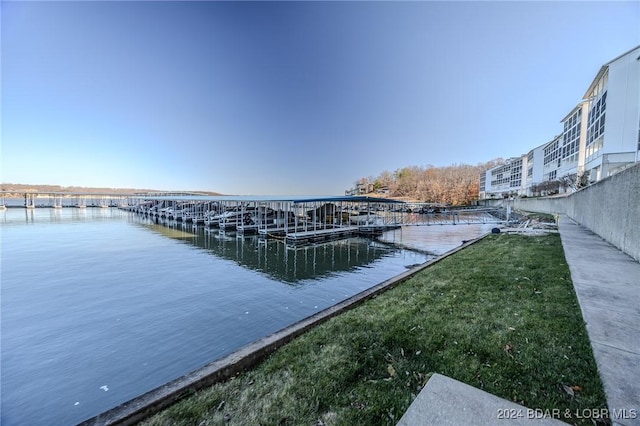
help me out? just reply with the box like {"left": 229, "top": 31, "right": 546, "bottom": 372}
{"left": 142, "top": 233, "right": 606, "bottom": 426}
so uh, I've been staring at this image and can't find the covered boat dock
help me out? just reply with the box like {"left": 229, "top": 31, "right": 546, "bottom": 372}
{"left": 123, "top": 194, "right": 404, "bottom": 245}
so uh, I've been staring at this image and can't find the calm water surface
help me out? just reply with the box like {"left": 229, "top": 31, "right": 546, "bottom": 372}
{"left": 1, "top": 208, "right": 491, "bottom": 425}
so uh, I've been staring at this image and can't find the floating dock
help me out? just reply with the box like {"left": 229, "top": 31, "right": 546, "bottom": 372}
{"left": 123, "top": 194, "right": 406, "bottom": 245}
{"left": 121, "top": 194, "right": 505, "bottom": 245}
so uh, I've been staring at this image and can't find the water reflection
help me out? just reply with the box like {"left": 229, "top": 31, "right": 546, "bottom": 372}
{"left": 0, "top": 207, "right": 121, "bottom": 225}
{"left": 25, "top": 208, "right": 35, "bottom": 223}
{"left": 379, "top": 223, "right": 494, "bottom": 255}
{"left": 133, "top": 217, "right": 404, "bottom": 283}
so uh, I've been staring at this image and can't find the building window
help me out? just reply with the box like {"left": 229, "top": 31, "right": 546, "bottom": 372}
{"left": 562, "top": 108, "right": 581, "bottom": 160}
{"left": 587, "top": 91, "right": 606, "bottom": 147}
{"left": 544, "top": 139, "right": 560, "bottom": 165}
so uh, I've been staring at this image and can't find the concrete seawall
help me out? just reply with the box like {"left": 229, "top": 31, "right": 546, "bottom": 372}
{"left": 486, "top": 162, "right": 640, "bottom": 262}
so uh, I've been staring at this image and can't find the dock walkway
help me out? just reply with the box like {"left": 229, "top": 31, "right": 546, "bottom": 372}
{"left": 285, "top": 226, "right": 360, "bottom": 244}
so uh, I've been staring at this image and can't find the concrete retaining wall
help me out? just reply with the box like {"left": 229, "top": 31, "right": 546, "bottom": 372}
{"left": 503, "top": 163, "right": 640, "bottom": 262}
{"left": 512, "top": 196, "right": 569, "bottom": 216}
{"left": 566, "top": 163, "right": 640, "bottom": 263}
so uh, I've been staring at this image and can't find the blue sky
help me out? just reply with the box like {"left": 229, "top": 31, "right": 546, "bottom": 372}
{"left": 2, "top": 1, "right": 638, "bottom": 195}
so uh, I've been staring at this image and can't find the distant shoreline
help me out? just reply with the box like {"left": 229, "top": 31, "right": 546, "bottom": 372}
{"left": 0, "top": 183, "right": 222, "bottom": 196}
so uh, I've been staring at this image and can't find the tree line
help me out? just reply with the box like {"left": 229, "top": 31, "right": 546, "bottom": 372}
{"left": 354, "top": 159, "right": 503, "bottom": 206}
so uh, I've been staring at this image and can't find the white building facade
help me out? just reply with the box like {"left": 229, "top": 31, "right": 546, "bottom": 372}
{"left": 583, "top": 46, "right": 640, "bottom": 182}
{"left": 481, "top": 45, "right": 640, "bottom": 199}
{"left": 525, "top": 143, "right": 545, "bottom": 194}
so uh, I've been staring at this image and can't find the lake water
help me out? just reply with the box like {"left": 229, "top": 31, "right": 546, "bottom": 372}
{"left": 0, "top": 207, "right": 492, "bottom": 425}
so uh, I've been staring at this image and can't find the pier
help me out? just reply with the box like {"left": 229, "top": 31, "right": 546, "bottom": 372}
{"left": 122, "top": 195, "right": 506, "bottom": 245}
{"left": 124, "top": 195, "right": 404, "bottom": 245}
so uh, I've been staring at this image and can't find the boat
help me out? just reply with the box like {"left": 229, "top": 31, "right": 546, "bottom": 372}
{"left": 349, "top": 211, "right": 384, "bottom": 226}
{"left": 218, "top": 207, "right": 259, "bottom": 231}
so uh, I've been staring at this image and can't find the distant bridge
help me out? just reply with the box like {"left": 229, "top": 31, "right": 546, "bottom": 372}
{"left": 0, "top": 191, "right": 133, "bottom": 208}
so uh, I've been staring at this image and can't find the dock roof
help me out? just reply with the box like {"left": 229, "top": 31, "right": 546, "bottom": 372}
{"left": 129, "top": 195, "right": 405, "bottom": 204}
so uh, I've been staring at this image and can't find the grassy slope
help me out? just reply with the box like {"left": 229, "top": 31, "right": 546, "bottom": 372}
{"left": 142, "top": 234, "right": 606, "bottom": 426}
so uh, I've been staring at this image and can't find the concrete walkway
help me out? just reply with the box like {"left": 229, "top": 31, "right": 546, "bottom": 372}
{"left": 558, "top": 216, "right": 640, "bottom": 426}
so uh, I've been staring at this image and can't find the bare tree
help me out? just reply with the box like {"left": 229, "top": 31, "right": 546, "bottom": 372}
{"left": 363, "top": 159, "right": 502, "bottom": 205}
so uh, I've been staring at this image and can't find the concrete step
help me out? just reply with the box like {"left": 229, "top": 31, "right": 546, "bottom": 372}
{"left": 397, "top": 374, "right": 567, "bottom": 425}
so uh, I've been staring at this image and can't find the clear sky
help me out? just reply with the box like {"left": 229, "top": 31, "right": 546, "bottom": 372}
{"left": 2, "top": 1, "right": 638, "bottom": 195}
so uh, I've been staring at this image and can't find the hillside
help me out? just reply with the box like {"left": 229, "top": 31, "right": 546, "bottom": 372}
{"left": 0, "top": 183, "right": 223, "bottom": 196}
{"left": 350, "top": 159, "right": 504, "bottom": 206}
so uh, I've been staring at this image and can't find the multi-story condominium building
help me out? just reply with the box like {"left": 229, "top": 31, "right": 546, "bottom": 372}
{"left": 479, "top": 172, "right": 487, "bottom": 199}
{"left": 481, "top": 157, "right": 527, "bottom": 198}
{"left": 489, "top": 161, "right": 512, "bottom": 195}
{"left": 480, "top": 45, "right": 639, "bottom": 199}
{"left": 542, "top": 134, "right": 563, "bottom": 182}
{"left": 525, "top": 143, "right": 545, "bottom": 194}
{"left": 582, "top": 45, "right": 640, "bottom": 182}
{"left": 559, "top": 103, "right": 588, "bottom": 179}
